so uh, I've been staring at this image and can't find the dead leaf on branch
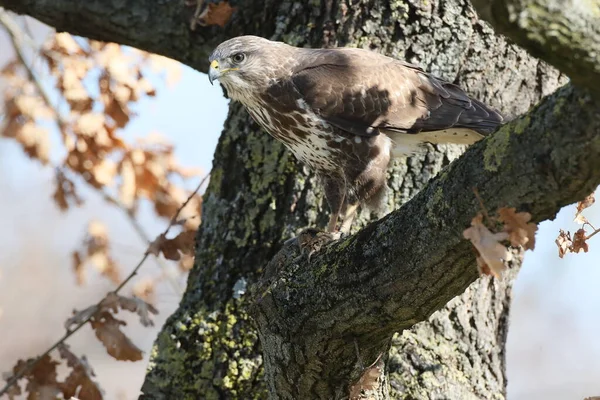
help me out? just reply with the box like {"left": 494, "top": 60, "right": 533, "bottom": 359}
{"left": 463, "top": 214, "right": 512, "bottom": 278}
{"left": 101, "top": 292, "right": 158, "bottom": 327}
{"left": 7, "top": 355, "right": 61, "bottom": 400}
{"left": 556, "top": 230, "right": 573, "bottom": 259}
{"left": 91, "top": 311, "right": 143, "bottom": 361}
{"left": 57, "top": 344, "right": 103, "bottom": 400}
{"left": 90, "top": 293, "right": 157, "bottom": 360}
{"left": 555, "top": 228, "right": 593, "bottom": 258}
{"left": 65, "top": 304, "right": 99, "bottom": 331}
{"left": 133, "top": 278, "right": 156, "bottom": 304}
{"left": 178, "top": 253, "right": 195, "bottom": 272}
{"left": 72, "top": 221, "right": 120, "bottom": 285}
{"left": 149, "top": 230, "right": 196, "bottom": 261}
{"left": 196, "top": 1, "right": 235, "bottom": 28}
{"left": 65, "top": 293, "right": 157, "bottom": 361}
{"left": 53, "top": 170, "right": 84, "bottom": 211}
{"left": 577, "top": 192, "right": 595, "bottom": 215}
{"left": 1, "top": 119, "right": 51, "bottom": 164}
{"left": 349, "top": 354, "right": 384, "bottom": 400}
{"left": 572, "top": 229, "right": 590, "bottom": 254}
{"left": 498, "top": 207, "right": 538, "bottom": 250}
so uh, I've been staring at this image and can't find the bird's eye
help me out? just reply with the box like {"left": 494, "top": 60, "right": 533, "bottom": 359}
{"left": 231, "top": 53, "right": 245, "bottom": 64}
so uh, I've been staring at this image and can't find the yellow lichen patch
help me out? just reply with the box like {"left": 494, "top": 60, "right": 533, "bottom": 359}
{"left": 513, "top": 115, "right": 531, "bottom": 135}
{"left": 483, "top": 126, "right": 511, "bottom": 172}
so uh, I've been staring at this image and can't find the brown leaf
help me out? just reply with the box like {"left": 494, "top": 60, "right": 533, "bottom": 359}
{"left": 91, "top": 311, "right": 143, "bottom": 361}
{"left": 11, "top": 355, "right": 61, "bottom": 400}
{"left": 73, "top": 113, "right": 106, "bottom": 137}
{"left": 53, "top": 171, "right": 84, "bottom": 212}
{"left": 197, "top": 1, "right": 235, "bottom": 27}
{"left": 577, "top": 192, "right": 595, "bottom": 214}
{"left": 498, "top": 207, "right": 538, "bottom": 250}
{"left": 148, "top": 230, "right": 196, "bottom": 261}
{"left": 65, "top": 304, "right": 99, "bottom": 331}
{"left": 118, "top": 158, "right": 137, "bottom": 208}
{"left": 71, "top": 221, "right": 121, "bottom": 285}
{"left": 556, "top": 230, "right": 573, "bottom": 258}
{"left": 57, "top": 344, "right": 103, "bottom": 400}
{"left": 463, "top": 214, "right": 512, "bottom": 278}
{"left": 349, "top": 355, "right": 384, "bottom": 400}
{"left": 574, "top": 213, "right": 589, "bottom": 225}
{"left": 2, "top": 119, "right": 51, "bottom": 164}
{"left": 104, "top": 97, "right": 130, "bottom": 128}
{"left": 133, "top": 278, "right": 156, "bottom": 304}
{"left": 572, "top": 228, "right": 590, "bottom": 254}
{"left": 50, "top": 33, "right": 82, "bottom": 55}
{"left": 178, "top": 253, "right": 195, "bottom": 272}
{"left": 101, "top": 292, "right": 158, "bottom": 327}
{"left": 13, "top": 94, "right": 54, "bottom": 119}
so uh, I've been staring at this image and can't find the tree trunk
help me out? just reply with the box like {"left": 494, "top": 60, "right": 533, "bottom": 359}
{"left": 136, "top": 1, "right": 563, "bottom": 398}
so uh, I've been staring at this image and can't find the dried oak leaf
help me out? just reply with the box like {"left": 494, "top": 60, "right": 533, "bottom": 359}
{"left": 572, "top": 229, "right": 589, "bottom": 254}
{"left": 148, "top": 230, "right": 196, "bottom": 261}
{"left": 2, "top": 119, "right": 51, "bottom": 164}
{"left": 65, "top": 304, "right": 99, "bottom": 331}
{"left": 11, "top": 355, "right": 61, "bottom": 400}
{"left": 133, "top": 278, "right": 156, "bottom": 304}
{"left": 91, "top": 311, "right": 143, "bottom": 361}
{"left": 574, "top": 213, "right": 589, "bottom": 225}
{"left": 178, "top": 253, "right": 195, "bottom": 272}
{"left": 101, "top": 292, "right": 158, "bottom": 327}
{"left": 556, "top": 230, "right": 573, "bottom": 259}
{"left": 498, "top": 207, "right": 538, "bottom": 250}
{"left": 71, "top": 221, "right": 120, "bottom": 285}
{"left": 57, "top": 344, "right": 103, "bottom": 400}
{"left": 577, "top": 192, "right": 595, "bottom": 214}
{"left": 53, "top": 171, "right": 84, "bottom": 212}
{"left": 197, "top": 1, "right": 235, "bottom": 27}
{"left": 349, "top": 356, "right": 384, "bottom": 400}
{"left": 463, "top": 214, "right": 512, "bottom": 278}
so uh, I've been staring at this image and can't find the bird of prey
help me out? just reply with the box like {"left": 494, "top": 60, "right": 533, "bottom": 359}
{"left": 208, "top": 36, "right": 503, "bottom": 234}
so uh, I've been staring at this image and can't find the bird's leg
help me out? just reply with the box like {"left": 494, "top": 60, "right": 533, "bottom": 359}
{"left": 323, "top": 175, "right": 346, "bottom": 234}
{"left": 339, "top": 202, "right": 360, "bottom": 234}
{"left": 292, "top": 176, "right": 345, "bottom": 260}
{"left": 326, "top": 212, "right": 339, "bottom": 233}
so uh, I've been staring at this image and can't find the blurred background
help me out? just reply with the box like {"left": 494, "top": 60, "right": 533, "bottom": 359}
{"left": 0, "top": 16, "right": 599, "bottom": 400}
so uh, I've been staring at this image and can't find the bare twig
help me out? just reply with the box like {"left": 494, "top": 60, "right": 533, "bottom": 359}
{"left": 99, "top": 188, "right": 183, "bottom": 294}
{"left": 586, "top": 227, "right": 600, "bottom": 241}
{"left": 0, "top": 177, "right": 206, "bottom": 397}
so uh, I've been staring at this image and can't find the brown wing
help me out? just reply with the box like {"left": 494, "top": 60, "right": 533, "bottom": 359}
{"left": 286, "top": 48, "right": 502, "bottom": 137}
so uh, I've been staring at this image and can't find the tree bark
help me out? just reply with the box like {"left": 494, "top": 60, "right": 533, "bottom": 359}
{"left": 3, "top": 0, "right": 593, "bottom": 398}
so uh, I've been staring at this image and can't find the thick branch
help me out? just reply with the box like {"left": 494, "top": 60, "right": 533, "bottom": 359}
{"left": 471, "top": 0, "right": 600, "bottom": 94}
{"left": 250, "top": 83, "right": 600, "bottom": 398}
{"left": 0, "top": 0, "right": 258, "bottom": 71}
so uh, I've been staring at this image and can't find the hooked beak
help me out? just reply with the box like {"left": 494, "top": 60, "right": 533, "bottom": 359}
{"left": 208, "top": 60, "right": 220, "bottom": 85}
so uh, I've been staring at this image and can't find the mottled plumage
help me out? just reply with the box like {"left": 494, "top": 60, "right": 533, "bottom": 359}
{"left": 208, "top": 36, "right": 503, "bottom": 233}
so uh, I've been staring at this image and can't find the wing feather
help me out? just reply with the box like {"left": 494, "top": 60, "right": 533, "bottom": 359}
{"left": 287, "top": 48, "right": 503, "bottom": 138}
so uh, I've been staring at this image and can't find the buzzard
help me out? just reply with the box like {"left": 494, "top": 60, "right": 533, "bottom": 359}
{"left": 208, "top": 36, "right": 502, "bottom": 234}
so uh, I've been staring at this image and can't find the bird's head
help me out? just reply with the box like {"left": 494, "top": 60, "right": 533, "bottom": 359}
{"left": 208, "top": 36, "right": 290, "bottom": 100}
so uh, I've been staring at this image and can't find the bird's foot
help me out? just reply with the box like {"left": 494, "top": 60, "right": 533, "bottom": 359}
{"left": 285, "top": 228, "right": 344, "bottom": 262}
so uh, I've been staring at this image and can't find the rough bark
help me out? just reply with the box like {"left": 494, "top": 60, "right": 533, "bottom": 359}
{"left": 1, "top": 0, "right": 586, "bottom": 398}
{"left": 471, "top": 0, "right": 600, "bottom": 95}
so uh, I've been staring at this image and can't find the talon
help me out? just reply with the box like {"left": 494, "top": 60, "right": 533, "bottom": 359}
{"left": 292, "top": 228, "right": 341, "bottom": 261}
